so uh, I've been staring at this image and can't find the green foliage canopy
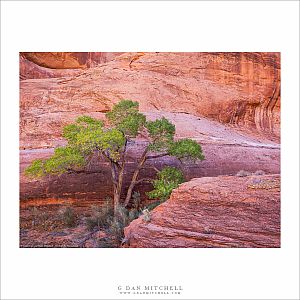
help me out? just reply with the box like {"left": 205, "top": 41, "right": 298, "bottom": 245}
{"left": 25, "top": 159, "right": 45, "bottom": 178}
{"left": 25, "top": 147, "right": 85, "bottom": 178}
{"left": 63, "top": 115, "right": 126, "bottom": 160}
{"left": 106, "top": 100, "right": 146, "bottom": 137}
{"left": 168, "top": 138, "right": 205, "bottom": 161}
{"left": 25, "top": 99, "right": 205, "bottom": 206}
{"left": 146, "top": 117, "right": 175, "bottom": 151}
{"left": 147, "top": 166, "right": 184, "bottom": 201}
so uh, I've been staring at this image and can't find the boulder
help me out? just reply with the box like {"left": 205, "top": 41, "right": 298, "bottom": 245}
{"left": 123, "top": 174, "right": 280, "bottom": 248}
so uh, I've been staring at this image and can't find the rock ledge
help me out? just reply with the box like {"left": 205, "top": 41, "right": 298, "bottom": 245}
{"left": 124, "top": 174, "right": 280, "bottom": 248}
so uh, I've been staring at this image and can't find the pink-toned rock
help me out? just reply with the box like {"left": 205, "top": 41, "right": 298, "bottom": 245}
{"left": 21, "top": 52, "right": 124, "bottom": 69}
{"left": 20, "top": 112, "right": 279, "bottom": 201}
{"left": 20, "top": 52, "right": 280, "bottom": 148}
{"left": 19, "top": 52, "right": 280, "bottom": 203}
{"left": 20, "top": 52, "right": 124, "bottom": 80}
{"left": 19, "top": 55, "right": 83, "bottom": 80}
{"left": 19, "top": 52, "right": 281, "bottom": 248}
{"left": 124, "top": 174, "right": 280, "bottom": 248}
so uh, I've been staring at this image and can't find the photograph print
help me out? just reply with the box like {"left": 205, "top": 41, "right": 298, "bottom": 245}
{"left": 19, "top": 52, "right": 280, "bottom": 248}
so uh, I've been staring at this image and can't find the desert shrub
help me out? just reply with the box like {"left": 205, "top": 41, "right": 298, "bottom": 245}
{"left": 59, "top": 207, "right": 77, "bottom": 227}
{"left": 39, "top": 211, "right": 51, "bottom": 229}
{"left": 128, "top": 209, "right": 141, "bottom": 222}
{"left": 85, "top": 218, "right": 99, "bottom": 231}
{"left": 132, "top": 191, "right": 141, "bottom": 210}
{"left": 114, "top": 205, "right": 129, "bottom": 226}
{"left": 31, "top": 207, "right": 39, "bottom": 227}
{"left": 250, "top": 177, "right": 263, "bottom": 185}
{"left": 236, "top": 170, "right": 251, "bottom": 177}
{"left": 30, "top": 207, "right": 51, "bottom": 228}
{"left": 107, "top": 205, "right": 143, "bottom": 242}
{"left": 147, "top": 167, "right": 184, "bottom": 201}
{"left": 85, "top": 205, "right": 113, "bottom": 231}
{"left": 86, "top": 203, "right": 142, "bottom": 242}
{"left": 108, "top": 218, "right": 125, "bottom": 241}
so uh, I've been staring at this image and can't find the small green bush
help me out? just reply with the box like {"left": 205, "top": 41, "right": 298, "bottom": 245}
{"left": 147, "top": 166, "right": 184, "bottom": 201}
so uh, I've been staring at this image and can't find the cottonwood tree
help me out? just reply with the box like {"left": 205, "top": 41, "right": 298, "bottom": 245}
{"left": 25, "top": 100, "right": 204, "bottom": 215}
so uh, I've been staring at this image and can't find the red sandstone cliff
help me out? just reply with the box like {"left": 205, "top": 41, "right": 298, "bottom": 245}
{"left": 19, "top": 52, "right": 280, "bottom": 201}
{"left": 20, "top": 111, "right": 280, "bottom": 201}
{"left": 19, "top": 53, "right": 281, "bottom": 248}
{"left": 123, "top": 174, "right": 280, "bottom": 248}
{"left": 20, "top": 52, "right": 124, "bottom": 79}
{"left": 21, "top": 52, "right": 123, "bottom": 69}
{"left": 20, "top": 52, "right": 280, "bottom": 143}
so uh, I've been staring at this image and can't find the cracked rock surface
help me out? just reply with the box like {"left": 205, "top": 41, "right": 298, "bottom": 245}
{"left": 124, "top": 174, "right": 280, "bottom": 248}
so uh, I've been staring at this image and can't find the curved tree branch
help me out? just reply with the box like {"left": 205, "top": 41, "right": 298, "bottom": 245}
{"left": 135, "top": 178, "right": 153, "bottom": 185}
{"left": 146, "top": 153, "right": 169, "bottom": 159}
{"left": 146, "top": 165, "right": 160, "bottom": 173}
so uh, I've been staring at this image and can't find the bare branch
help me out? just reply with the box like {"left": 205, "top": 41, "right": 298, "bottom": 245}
{"left": 124, "top": 147, "right": 149, "bottom": 207}
{"left": 142, "top": 165, "right": 160, "bottom": 173}
{"left": 102, "top": 151, "right": 122, "bottom": 170}
{"left": 66, "top": 169, "right": 104, "bottom": 174}
{"left": 146, "top": 153, "right": 169, "bottom": 159}
{"left": 101, "top": 151, "right": 111, "bottom": 163}
{"left": 135, "top": 178, "right": 153, "bottom": 185}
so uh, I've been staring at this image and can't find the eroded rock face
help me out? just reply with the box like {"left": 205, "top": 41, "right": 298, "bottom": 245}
{"left": 20, "top": 112, "right": 280, "bottom": 201}
{"left": 21, "top": 52, "right": 123, "bottom": 69}
{"left": 123, "top": 174, "right": 280, "bottom": 248}
{"left": 19, "top": 52, "right": 280, "bottom": 202}
{"left": 20, "top": 52, "right": 124, "bottom": 80}
{"left": 19, "top": 55, "right": 83, "bottom": 80}
{"left": 20, "top": 52, "right": 280, "bottom": 147}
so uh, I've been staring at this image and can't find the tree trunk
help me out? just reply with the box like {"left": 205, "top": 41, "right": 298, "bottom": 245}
{"left": 106, "top": 139, "right": 128, "bottom": 216}
{"left": 113, "top": 184, "right": 121, "bottom": 215}
{"left": 116, "top": 139, "right": 127, "bottom": 209}
{"left": 124, "top": 148, "right": 148, "bottom": 207}
{"left": 110, "top": 161, "right": 120, "bottom": 215}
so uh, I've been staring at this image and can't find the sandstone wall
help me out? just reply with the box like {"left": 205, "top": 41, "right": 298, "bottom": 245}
{"left": 21, "top": 52, "right": 124, "bottom": 69}
{"left": 20, "top": 112, "right": 280, "bottom": 201}
{"left": 20, "top": 52, "right": 124, "bottom": 80}
{"left": 19, "top": 55, "right": 83, "bottom": 80}
{"left": 19, "top": 52, "right": 280, "bottom": 201}
{"left": 20, "top": 52, "right": 280, "bottom": 145}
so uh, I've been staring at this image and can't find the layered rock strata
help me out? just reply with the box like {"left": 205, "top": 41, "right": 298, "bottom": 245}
{"left": 123, "top": 174, "right": 280, "bottom": 248}
{"left": 20, "top": 52, "right": 280, "bottom": 142}
{"left": 19, "top": 52, "right": 280, "bottom": 202}
{"left": 20, "top": 112, "right": 280, "bottom": 201}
